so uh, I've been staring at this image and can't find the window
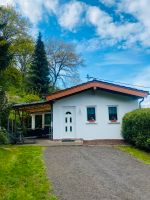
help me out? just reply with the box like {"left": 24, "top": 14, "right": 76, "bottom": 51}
{"left": 66, "top": 111, "right": 71, "bottom": 115}
{"left": 70, "top": 117, "right": 72, "bottom": 123}
{"left": 70, "top": 126, "right": 72, "bottom": 132}
{"left": 87, "top": 107, "right": 96, "bottom": 122}
{"left": 65, "top": 126, "right": 67, "bottom": 132}
{"left": 35, "top": 115, "right": 42, "bottom": 129}
{"left": 108, "top": 106, "right": 118, "bottom": 121}
{"left": 45, "top": 113, "right": 51, "bottom": 125}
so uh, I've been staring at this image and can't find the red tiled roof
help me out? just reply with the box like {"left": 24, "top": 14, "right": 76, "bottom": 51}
{"left": 46, "top": 80, "right": 149, "bottom": 101}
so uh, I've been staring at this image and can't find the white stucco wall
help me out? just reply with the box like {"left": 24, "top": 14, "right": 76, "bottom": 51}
{"left": 53, "top": 90, "right": 139, "bottom": 140}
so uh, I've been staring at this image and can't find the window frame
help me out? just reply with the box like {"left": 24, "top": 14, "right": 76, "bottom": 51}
{"left": 86, "top": 106, "right": 97, "bottom": 123}
{"left": 108, "top": 105, "right": 119, "bottom": 123}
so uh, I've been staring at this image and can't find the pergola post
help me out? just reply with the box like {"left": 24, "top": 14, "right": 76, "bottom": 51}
{"left": 42, "top": 113, "right": 45, "bottom": 129}
{"left": 31, "top": 114, "right": 35, "bottom": 129}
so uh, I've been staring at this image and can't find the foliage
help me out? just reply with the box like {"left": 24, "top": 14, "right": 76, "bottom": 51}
{"left": 122, "top": 108, "right": 150, "bottom": 151}
{"left": 0, "top": 146, "right": 57, "bottom": 199}
{"left": 21, "top": 93, "right": 41, "bottom": 103}
{"left": 0, "top": 87, "right": 8, "bottom": 128}
{"left": 117, "top": 146, "right": 150, "bottom": 164}
{"left": 0, "top": 20, "right": 12, "bottom": 71}
{"left": 0, "top": 6, "right": 30, "bottom": 42}
{"left": 11, "top": 36, "right": 34, "bottom": 82}
{"left": 0, "top": 6, "right": 33, "bottom": 91}
{"left": 0, "top": 31, "right": 11, "bottom": 71}
{"left": 28, "top": 33, "right": 50, "bottom": 95}
{"left": 46, "top": 39, "right": 83, "bottom": 89}
{"left": 0, "top": 87, "right": 8, "bottom": 112}
{"left": 0, "top": 65, "right": 22, "bottom": 90}
{"left": 0, "top": 87, "right": 13, "bottom": 129}
{"left": 0, "top": 128, "right": 9, "bottom": 144}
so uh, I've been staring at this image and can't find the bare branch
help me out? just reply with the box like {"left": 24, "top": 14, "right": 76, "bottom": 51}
{"left": 46, "top": 39, "right": 83, "bottom": 88}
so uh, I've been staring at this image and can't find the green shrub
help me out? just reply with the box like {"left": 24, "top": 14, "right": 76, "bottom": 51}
{"left": 22, "top": 93, "right": 41, "bottom": 103}
{"left": 122, "top": 108, "right": 150, "bottom": 151}
{"left": 0, "top": 128, "right": 9, "bottom": 144}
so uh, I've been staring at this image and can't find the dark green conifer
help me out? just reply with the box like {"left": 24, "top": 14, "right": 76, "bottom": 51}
{"left": 29, "top": 33, "right": 49, "bottom": 95}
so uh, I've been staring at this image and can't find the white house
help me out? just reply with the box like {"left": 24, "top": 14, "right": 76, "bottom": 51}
{"left": 13, "top": 80, "right": 149, "bottom": 141}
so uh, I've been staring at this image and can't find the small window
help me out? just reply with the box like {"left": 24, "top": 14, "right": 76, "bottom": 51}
{"left": 65, "top": 126, "right": 67, "bottom": 132}
{"left": 70, "top": 117, "right": 72, "bottom": 123}
{"left": 87, "top": 107, "right": 96, "bottom": 122}
{"left": 45, "top": 113, "right": 51, "bottom": 125}
{"left": 70, "top": 126, "right": 72, "bottom": 132}
{"left": 108, "top": 106, "right": 118, "bottom": 121}
{"left": 66, "top": 111, "right": 71, "bottom": 115}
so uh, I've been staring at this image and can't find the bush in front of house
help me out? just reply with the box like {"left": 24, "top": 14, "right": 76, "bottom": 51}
{"left": 0, "top": 128, "right": 10, "bottom": 144}
{"left": 122, "top": 108, "right": 150, "bottom": 151}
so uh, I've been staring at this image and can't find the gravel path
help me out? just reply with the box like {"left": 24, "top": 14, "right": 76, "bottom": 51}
{"left": 44, "top": 146, "right": 150, "bottom": 200}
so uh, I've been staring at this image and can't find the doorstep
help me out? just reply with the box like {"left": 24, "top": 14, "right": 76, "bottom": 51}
{"left": 34, "top": 139, "right": 83, "bottom": 146}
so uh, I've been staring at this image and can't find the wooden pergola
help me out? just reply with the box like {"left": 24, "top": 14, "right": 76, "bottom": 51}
{"left": 11, "top": 101, "right": 53, "bottom": 140}
{"left": 13, "top": 101, "right": 52, "bottom": 114}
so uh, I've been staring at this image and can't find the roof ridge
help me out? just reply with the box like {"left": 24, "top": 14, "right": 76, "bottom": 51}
{"left": 46, "top": 80, "right": 149, "bottom": 98}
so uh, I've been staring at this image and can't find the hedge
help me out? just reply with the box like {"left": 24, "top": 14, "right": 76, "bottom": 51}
{"left": 122, "top": 108, "right": 150, "bottom": 151}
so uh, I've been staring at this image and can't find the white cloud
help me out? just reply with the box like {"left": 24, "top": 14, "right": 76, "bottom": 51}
{"left": 76, "top": 37, "right": 117, "bottom": 53}
{"left": 58, "top": 1, "right": 85, "bottom": 31}
{"left": 0, "top": 0, "right": 59, "bottom": 25}
{"left": 100, "top": 52, "right": 141, "bottom": 65}
{"left": 86, "top": 5, "right": 142, "bottom": 47}
{"left": 118, "top": 0, "right": 150, "bottom": 47}
{"left": 16, "top": 0, "right": 43, "bottom": 24}
{"left": 100, "top": 0, "right": 116, "bottom": 6}
{"left": 0, "top": 0, "right": 14, "bottom": 6}
{"left": 1, "top": 0, "right": 150, "bottom": 48}
{"left": 44, "top": 0, "right": 58, "bottom": 14}
{"left": 0, "top": 0, "right": 85, "bottom": 32}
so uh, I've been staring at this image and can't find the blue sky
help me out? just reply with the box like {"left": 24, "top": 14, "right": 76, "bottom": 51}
{"left": 1, "top": 0, "right": 150, "bottom": 105}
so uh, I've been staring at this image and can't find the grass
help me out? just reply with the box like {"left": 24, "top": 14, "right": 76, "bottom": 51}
{"left": 117, "top": 145, "right": 150, "bottom": 165}
{"left": 0, "top": 146, "right": 57, "bottom": 200}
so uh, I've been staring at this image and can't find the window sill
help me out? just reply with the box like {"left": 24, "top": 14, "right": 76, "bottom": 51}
{"left": 108, "top": 121, "right": 120, "bottom": 124}
{"left": 86, "top": 121, "right": 97, "bottom": 124}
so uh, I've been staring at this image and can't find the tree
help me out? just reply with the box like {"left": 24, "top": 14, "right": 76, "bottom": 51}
{"left": 0, "top": 6, "right": 32, "bottom": 87}
{"left": 0, "top": 6, "right": 29, "bottom": 42}
{"left": 11, "top": 36, "right": 34, "bottom": 81}
{"left": 46, "top": 39, "right": 83, "bottom": 89}
{"left": 0, "top": 23, "right": 12, "bottom": 72}
{"left": 28, "top": 33, "right": 49, "bottom": 95}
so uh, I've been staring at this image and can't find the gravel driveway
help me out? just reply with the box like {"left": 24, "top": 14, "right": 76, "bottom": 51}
{"left": 44, "top": 146, "right": 150, "bottom": 200}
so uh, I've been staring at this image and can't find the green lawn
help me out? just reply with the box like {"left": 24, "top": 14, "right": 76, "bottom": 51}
{"left": 117, "top": 145, "right": 150, "bottom": 164}
{"left": 0, "top": 146, "right": 57, "bottom": 200}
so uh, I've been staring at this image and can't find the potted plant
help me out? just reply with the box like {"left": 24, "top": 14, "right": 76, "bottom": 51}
{"left": 110, "top": 116, "right": 117, "bottom": 122}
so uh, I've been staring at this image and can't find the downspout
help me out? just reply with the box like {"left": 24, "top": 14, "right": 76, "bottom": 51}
{"left": 139, "top": 97, "right": 144, "bottom": 109}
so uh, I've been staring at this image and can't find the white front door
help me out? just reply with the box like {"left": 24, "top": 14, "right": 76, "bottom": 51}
{"left": 63, "top": 107, "right": 76, "bottom": 139}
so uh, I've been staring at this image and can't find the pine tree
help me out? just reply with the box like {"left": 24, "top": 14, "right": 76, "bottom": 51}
{"left": 28, "top": 33, "right": 49, "bottom": 95}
